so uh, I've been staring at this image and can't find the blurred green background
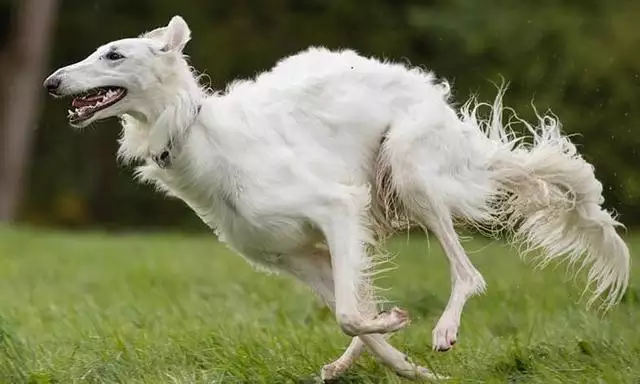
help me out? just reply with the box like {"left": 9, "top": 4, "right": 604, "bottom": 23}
{"left": 0, "top": 0, "right": 638, "bottom": 231}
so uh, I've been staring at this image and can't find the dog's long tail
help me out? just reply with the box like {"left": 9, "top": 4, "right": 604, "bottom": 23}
{"left": 461, "top": 85, "right": 630, "bottom": 309}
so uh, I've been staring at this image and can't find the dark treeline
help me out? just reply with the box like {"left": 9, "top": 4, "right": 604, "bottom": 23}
{"left": 1, "top": 0, "right": 638, "bottom": 231}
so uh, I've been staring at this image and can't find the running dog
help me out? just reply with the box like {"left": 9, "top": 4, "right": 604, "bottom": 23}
{"left": 43, "top": 16, "right": 630, "bottom": 380}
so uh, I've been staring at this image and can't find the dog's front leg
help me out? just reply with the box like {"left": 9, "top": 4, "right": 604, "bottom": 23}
{"left": 284, "top": 247, "right": 440, "bottom": 381}
{"left": 314, "top": 190, "right": 409, "bottom": 337}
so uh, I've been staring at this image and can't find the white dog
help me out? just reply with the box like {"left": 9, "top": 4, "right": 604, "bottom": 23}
{"left": 44, "top": 16, "right": 630, "bottom": 380}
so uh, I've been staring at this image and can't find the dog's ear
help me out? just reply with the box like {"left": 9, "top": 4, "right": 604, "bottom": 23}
{"left": 162, "top": 16, "right": 191, "bottom": 53}
{"left": 141, "top": 26, "right": 167, "bottom": 42}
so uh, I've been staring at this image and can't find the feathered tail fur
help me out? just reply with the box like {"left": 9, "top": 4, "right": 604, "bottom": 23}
{"left": 459, "top": 85, "right": 630, "bottom": 309}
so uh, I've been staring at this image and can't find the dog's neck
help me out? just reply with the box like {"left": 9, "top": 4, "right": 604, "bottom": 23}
{"left": 117, "top": 64, "right": 204, "bottom": 164}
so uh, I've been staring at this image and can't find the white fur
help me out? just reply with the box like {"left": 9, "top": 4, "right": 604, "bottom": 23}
{"left": 44, "top": 16, "right": 630, "bottom": 380}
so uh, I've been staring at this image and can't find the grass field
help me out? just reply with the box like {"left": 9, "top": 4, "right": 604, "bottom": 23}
{"left": 0, "top": 226, "right": 638, "bottom": 383}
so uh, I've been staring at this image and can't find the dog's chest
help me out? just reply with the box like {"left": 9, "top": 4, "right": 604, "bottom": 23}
{"left": 156, "top": 157, "right": 316, "bottom": 265}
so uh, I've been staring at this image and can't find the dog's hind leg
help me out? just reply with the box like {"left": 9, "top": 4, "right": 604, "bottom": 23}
{"left": 284, "top": 247, "right": 441, "bottom": 381}
{"left": 396, "top": 188, "right": 486, "bottom": 351}
{"left": 381, "top": 107, "right": 487, "bottom": 351}
{"left": 420, "top": 208, "right": 486, "bottom": 351}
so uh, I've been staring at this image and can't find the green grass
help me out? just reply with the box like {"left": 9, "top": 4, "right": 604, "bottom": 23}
{"left": 0, "top": 226, "right": 638, "bottom": 383}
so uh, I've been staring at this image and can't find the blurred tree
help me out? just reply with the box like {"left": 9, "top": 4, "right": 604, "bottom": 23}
{"left": 11, "top": 0, "right": 639, "bottom": 230}
{"left": 0, "top": 0, "right": 58, "bottom": 221}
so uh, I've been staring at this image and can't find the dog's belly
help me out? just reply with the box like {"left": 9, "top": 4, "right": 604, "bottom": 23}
{"left": 213, "top": 212, "right": 322, "bottom": 271}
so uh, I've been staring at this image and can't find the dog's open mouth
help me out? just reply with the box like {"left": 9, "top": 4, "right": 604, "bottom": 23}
{"left": 68, "top": 86, "right": 127, "bottom": 124}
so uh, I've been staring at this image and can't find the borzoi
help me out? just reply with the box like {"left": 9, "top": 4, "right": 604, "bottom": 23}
{"left": 43, "top": 16, "right": 630, "bottom": 380}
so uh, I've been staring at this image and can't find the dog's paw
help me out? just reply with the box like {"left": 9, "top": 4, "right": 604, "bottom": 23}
{"left": 432, "top": 317, "right": 458, "bottom": 352}
{"left": 320, "top": 361, "right": 344, "bottom": 382}
{"left": 376, "top": 307, "right": 410, "bottom": 333}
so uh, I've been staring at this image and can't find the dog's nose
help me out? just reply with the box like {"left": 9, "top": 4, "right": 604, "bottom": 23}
{"left": 43, "top": 76, "right": 61, "bottom": 95}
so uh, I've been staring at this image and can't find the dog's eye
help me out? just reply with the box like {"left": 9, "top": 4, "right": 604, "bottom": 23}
{"left": 105, "top": 51, "right": 125, "bottom": 61}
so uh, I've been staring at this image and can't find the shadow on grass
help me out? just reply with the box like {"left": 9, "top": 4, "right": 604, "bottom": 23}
{"left": 289, "top": 371, "right": 379, "bottom": 384}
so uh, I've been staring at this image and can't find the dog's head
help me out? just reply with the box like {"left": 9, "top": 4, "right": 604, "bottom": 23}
{"left": 43, "top": 16, "right": 192, "bottom": 128}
